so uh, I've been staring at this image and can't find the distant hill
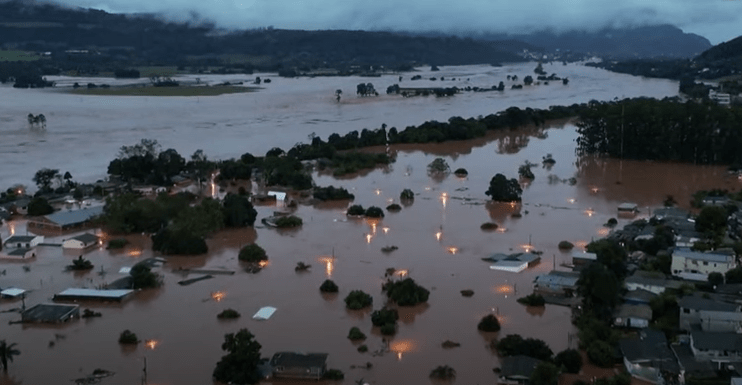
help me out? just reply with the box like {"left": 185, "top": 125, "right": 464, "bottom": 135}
{"left": 0, "top": 0, "right": 525, "bottom": 71}
{"left": 696, "top": 35, "right": 742, "bottom": 62}
{"left": 466, "top": 25, "right": 712, "bottom": 59}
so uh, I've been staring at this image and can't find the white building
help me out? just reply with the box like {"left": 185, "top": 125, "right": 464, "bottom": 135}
{"left": 671, "top": 248, "right": 736, "bottom": 281}
{"left": 0, "top": 247, "right": 36, "bottom": 260}
{"left": 3, "top": 235, "right": 44, "bottom": 249}
{"left": 62, "top": 233, "right": 102, "bottom": 250}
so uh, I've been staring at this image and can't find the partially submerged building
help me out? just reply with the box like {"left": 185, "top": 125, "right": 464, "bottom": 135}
{"left": 22, "top": 303, "right": 80, "bottom": 323}
{"left": 533, "top": 271, "right": 580, "bottom": 296}
{"left": 27, "top": 206, "right": 104, "bottom": 231}
{"left": 0, "top": 247, "right": 36, "bottom": 260}
{"left": 62, "top": 233, "right": 101, "bottom": 249}
{"left": 498, "top": 355, "right": 542, "bottom": 384}
{"left": 270, "top": 352, "right": 328, "bottom": 380}
{"left": 3, "top": 235, "right": 44, "bottom": 248}
{"left": 54, "top": 288, "right": 133, "bottom": 302}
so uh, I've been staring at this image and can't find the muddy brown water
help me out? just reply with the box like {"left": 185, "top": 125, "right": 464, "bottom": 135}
{"left": 1, "top": 63, "right": 737, "bottom": 385}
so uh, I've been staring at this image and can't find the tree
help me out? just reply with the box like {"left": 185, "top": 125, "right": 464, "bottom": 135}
{"left": 27, "top": 197, "right": 54, "bottom": 216}
{"left": 495, "top": 335, "right": 553, "bottom": 361}
{"left": 348, "top": 327, "right": 366, "bottom": 340}
{"left": 151, "top": 228, "right": 208, "bottom": 255}
{"left": 222, "top": 194, "right": 258, "bottom": 227}
{"left": 478, "top": 314, "right": 501, "bottom": 332}
{"left": 32, "top": 168, "right": 59, "bottom": 191}
{"left": 577, "top": 263, "right": 621, "bottom": 320}
{"left": 430, "top": 365, "right": 456, "bottom": 380}
{"left": 130, "top": 264, "right": 160, "bottom": 289}
{"left": 68, "top": 256, "right": 93, "bottom": 270}
{"left": 530, "top": 362, "right": 559, "bottom": 385}
{"left": 344, "top": 290, "right": 373, "bottom": 310}
{"left": 364, "top": 206, "right": 384, "bottom": 218}
{"left": 586, "top": 340, "right": 614, "bottom": 367}
{"left": 726, "top": 267, "right": 742, "bottom": 284}
{"left": 524, "top": 75, "right": 534, "bottom": 86}
{"left": 239, "top": 244, "right": 268, "bottom": 263}
{"left": 118, "top": 330, "right": 139, "bottom": 344}
{"left": 708, "top": 272, "right": 724, "bottom": 286}
{"left": 382, "top": 278, "right": 430, "bottom": 306}
{"left": 554, "top": 349, "right": 582, "bottom": 374}
{"left": 485, "top": 174, "right": 522, "bottom": 202}
{"left": 0, "top": 340, "right": 20, "bottom": 374}
{"left": 371, "top": 308, "right": 399, "bottom": 327}
{"left": 695, "top": 206, "right": 728, "bottom": 237}
{"left": 213, "top": 329, "right": 262, "bottom": 385}
{"left": 320, "top": 280, "right": 339, "bottom": 293}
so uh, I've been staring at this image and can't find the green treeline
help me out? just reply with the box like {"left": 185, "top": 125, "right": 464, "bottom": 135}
{"left": 576, "top": 98, "right": 742, "bottom": 165}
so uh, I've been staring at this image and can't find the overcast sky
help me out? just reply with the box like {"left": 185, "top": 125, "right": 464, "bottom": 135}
{"left": 51, "top": 0, "right": 741, "bottom": 44}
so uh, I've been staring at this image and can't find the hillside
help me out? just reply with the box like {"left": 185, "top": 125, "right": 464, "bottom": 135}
{"left": 696, "top": 35, "right": 742, "bottom": 62}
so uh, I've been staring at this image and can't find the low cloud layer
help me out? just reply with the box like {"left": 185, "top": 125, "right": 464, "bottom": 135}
{"left": 54, "top": 0, "right": 741, "bottom": 43}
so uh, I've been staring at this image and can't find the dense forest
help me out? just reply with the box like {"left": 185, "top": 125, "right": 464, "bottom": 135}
{"left": 576, "top": 98, "right": 742, "bottom": 166}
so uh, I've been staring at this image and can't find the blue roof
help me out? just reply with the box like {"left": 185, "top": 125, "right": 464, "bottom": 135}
{"left": 44, "top": 206, "right": 104, "bottom": 227}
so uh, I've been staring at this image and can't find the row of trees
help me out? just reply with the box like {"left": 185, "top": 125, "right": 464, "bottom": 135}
{"left": 576, "top": 98, "right": 742, "bottom": 165}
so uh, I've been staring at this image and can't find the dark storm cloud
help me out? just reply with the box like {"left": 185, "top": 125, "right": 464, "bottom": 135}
{"left": 51, "top": 0, "right": 741, "bottom": 43}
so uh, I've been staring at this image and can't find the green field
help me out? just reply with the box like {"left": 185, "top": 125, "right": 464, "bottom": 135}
{"left": 0, "top": 50, "right": 42, "bottom": 62}
{"left": 68, "top": 85, "right": 259, "bottom": 97}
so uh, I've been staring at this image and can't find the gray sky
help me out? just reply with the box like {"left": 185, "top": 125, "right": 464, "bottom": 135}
{"left": 53, "top": 0, "right": 740, "bottom": 44}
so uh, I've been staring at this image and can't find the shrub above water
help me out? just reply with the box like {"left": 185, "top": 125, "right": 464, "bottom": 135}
{"left": 239, "top": 244, "right": 268, "bottom": 262}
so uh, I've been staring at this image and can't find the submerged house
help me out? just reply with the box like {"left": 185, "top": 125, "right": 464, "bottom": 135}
{"left": 62, "top": 233, "right": 101, "bottom": 249}
{"left": 27, "top": 206, "right": 104, "bottom": 231}
{"left": 270, "top": 352, "right": 328, "bottom": 380}
{"left": 3, "top": 235, "right": 44, "bottom": 249}
{"left": 614, "top": 304, "right": 652, "bottom": 328}
{"left": 533, "top": 271, "right": 580, "bottom": 296}
{"left": 498, "top": 355, "right": 542, "bottom": 384}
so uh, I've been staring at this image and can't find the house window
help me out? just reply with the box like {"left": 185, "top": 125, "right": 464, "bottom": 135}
{"left": 683, "top": 308, "right": 690, "bottom": 314}
{"left": 703, "top": 261, "right": 708, "bottom": 266}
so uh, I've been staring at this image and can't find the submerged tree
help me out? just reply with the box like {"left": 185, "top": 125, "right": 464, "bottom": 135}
{"left": 485, "top": 174, "right": 522, "bottom": 202}
{"left": 0, "top": 340, "right": 20, "bottom": 374}
{"left": 213, "top": 329, "right": 262, "bottom": 385}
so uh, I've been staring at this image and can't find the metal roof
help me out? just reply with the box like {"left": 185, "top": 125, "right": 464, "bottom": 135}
{"left": 534, "top": 270, "right": 580, "bottom": 286}
{"left": 4, "top": 235, "right": 39, "bottom": 244}
{"left": 0, "top": 288, "right": 26, "bottom": 297}
{"left": 270, "top": 352, "right": 328, "bottom": 368}
{"left": 678, "top": 296, "right": 739, "bottom": 312}
{"left": 691, "top": 331, "right": 742, "bottom": 351}
{"left": 673, "top": 248, "right": 734, "bottom": 263}
{"left": 499, "top": 355, "right": 542, "bottom": 379}
{"left": 55, "top": 288, "right": 133, "bottom": 299}
{"left": 615, "top": 304, "right": 652, "bottom": 320}
{"left": 43, "top": 206, "right": 104, "bottom": 227}
{"left": 69, "top": 233, "right": 101, "bottom": 243}
{"left": 7, "top": 247, "right": 34, "bottom": 256}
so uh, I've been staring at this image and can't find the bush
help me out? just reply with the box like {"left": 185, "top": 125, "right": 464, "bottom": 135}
{"left": 107, "top": 238, "right": 129, "bottom": 249}
{"left": 708, "top": 272, "right": 724, "bottom": 286}
{"left": 530, "top": 362, "right": 559, "bottom": 385}
{"left": 320, "top": 279, "right": 339, "bottom": 293}
{"left": 347, "top": 327, "right": 366, "bottom": 340}
{"left": 151, "top": 228, "right": 208, "bottom": 255}
{"left": 131, "top": 264, "right": 160, "bottom": 289}
{"left": 430, "top": 365, "right": 456, "bottom": 380}
{"left": 454, "top": 168, "right": 468, "bottom": 176}
{"left": 347, "top": 205, "right": 365, "bottom": 216}
{"left": 478, "top": 314, "right": 501, "bottom": 332}
{"left": 118, "top": 330, "right": 139, "bottom": 344}
{"left": 554, "top": 348, "right": 583, "bottom": 374}
{"left": 517, "top": 293, "right": 545, "bottom": 306}
{"left": 217, "top": 309, "right": 241, "bottom": 319}
{"left": 382, "top": 278, "right": 430, "bottom": 306}
{"left": 68, "top": 256, "right": 94, "bottom": 270}
{"left": 344, "top": 290, "right": 373, "bottom": 310}
{"left": 274, "top": 215, "right": 303, "bottom": 228}
{"left": 313, "top": 186, "right": 355, "bottom": 201}
{"left": 485, "top": 174, "right": 522, "bottom": 202}
{"left": 239, "top": 244, "right": 268, "bottom": 262}
{"left": 357, "top": 345, "right": 368, "bottom": 353}
{"left": 371, "top": 308, "right": 399, "bottom": 327}
{"left": 587, "top": 340, "right": 614, "bottom": 367}
{"left": 495, "top": 334, "right": 553, "bottom": 361}
{"left": 365, "top": 206, "right": 384, "bottom": 218}
{"left": 605, "top": 218, "right": 618, "bottom": 227}
{"left": 400, "top": 189, "right": 415, "bottom": 200}
{"left": 27, "top": 197, "right": 54, "bottom": 216}
{"left": 481, "top": 222, "right": 499, "bottom": 230}
{"left": 558, "top": 241, "right": 574, "bottom": 250}
{"left": 386, "top": 203, "right": 402, "bottom": 212}
{"left": 324, "top": 369, "right": 344, "bottom": 380}
{"left": 518, "top": 163, "right": 535, "bottom": 179}
{"left": 380, "top": 323, "right": 396, "bottom": 335}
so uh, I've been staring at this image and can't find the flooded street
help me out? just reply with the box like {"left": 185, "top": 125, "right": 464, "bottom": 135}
{"left": 0, "top": 63, "right": 736, "bottom": 385}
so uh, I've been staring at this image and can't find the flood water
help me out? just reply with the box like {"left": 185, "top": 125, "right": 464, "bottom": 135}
{"left": 1, "top": 63, "right": 738, "bottom": 385}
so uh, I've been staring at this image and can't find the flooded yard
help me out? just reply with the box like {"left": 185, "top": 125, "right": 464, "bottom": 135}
{"left": 0, "top": 62, "right": 736, "bottom": 385}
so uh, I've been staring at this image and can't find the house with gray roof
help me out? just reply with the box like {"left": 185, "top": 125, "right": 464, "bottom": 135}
{"left": 671, "top": 248, "right": 736, "bottom": 281}
{"left": 498, "top": 355, "right": 543, "bottom": 384}
{"left": 625, "top": 271, "right": 684, "bottom": 295}
{"left": 62, "top": 233, "right": 101, "bottom": 250}
{"left": 27, "top": 206, "right": 104, "bottom": 230}
{"left": 624, "top": 289, "right": 658, "bottom": 305}
{"left": 270, "top": 352, "right": 328, "bottom": 380}
{"left": 653, "top": 207, "right": 690, "bottom": 221}
{"left": 615, "top": 304, "right": 652, "bottom": 328}
{"left": 3, "top": 235, "right": 44, "bottom": 248}
{"left": 678, "top": 295, "right": 741, "bottom": 332}
{"left": 533, "top": 270, "right": 580, "bottom": 296}
{"left": 690, "top": 331, "right": 742, "bottom": 364}
{"left": 619, "top": 329, "right": 679, "bottom": 384}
